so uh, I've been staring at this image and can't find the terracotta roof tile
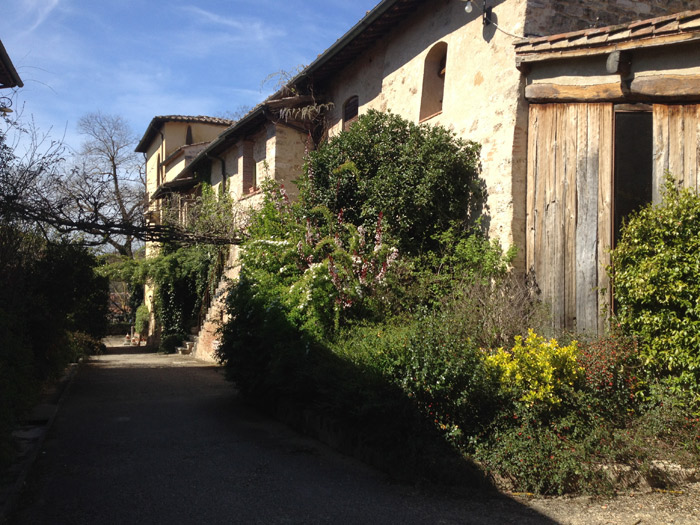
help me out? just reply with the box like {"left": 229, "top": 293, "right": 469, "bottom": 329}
{"left": 587, "top": 33, "right": 609, "bottom": 45}
{"left": 628, "top": 20, "right": 652, "bottom": 31}
{"left": 149, "top": 115, "right": 234, "bottom": 126}
{"left": 608, "top": 29, "right": 632, "bottom": 42}
{"left": 516, "top": 9, "right": 700, "bottom": 57}
{"left": 631, "top": 25, "right": 655, "bottom": 38}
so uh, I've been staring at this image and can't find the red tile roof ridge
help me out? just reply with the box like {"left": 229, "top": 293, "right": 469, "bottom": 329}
{"left": 516, "top": 9, "right": 700, "bottom": 49}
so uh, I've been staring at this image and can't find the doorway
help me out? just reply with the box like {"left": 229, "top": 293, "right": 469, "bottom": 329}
{"left": 613, "top": 107, "right": 653, "bottom": 247}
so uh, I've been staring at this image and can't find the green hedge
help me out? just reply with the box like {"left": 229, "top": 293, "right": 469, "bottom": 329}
{"left": 612, "top": 176, "right": 700, "bottom": 403}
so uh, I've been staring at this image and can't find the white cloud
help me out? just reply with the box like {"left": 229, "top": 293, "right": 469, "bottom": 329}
{"left": 179, "top": 5, "right": 286, "bottom": 45}
{"left": 20, "top": 0, "right": 62, "bottom": 33}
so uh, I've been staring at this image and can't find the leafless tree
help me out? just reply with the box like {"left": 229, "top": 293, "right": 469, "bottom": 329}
{"left": 66, "top": 112, "right": 146, "bottom": 257}
{"left": 1, "top": 111, "right": 244, "bottom": 248}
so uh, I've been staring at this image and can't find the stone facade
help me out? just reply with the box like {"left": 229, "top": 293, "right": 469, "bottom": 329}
{"left": 524, "top": 0, "right": 698, "bottom": 36}
{"left": 313, "top": 0, "right": 696, "bottom": 270}
{"left": 320, "top": 0, "right": 530, "bottom": 266}
{"left": 139, "top": 0, "right": 700, "bottom": 355}
{"left": 136, "top": 116, "right": 232, "bottom": 343}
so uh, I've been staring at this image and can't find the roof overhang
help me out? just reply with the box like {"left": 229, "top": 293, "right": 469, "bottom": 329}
{"left": 181, "top": 0, "right": 428, "bottom": 177}
{"left": 516, "top": 9, "right": 700, "bottom": 104}
{"left": 0, "top": 40, "right": 23, "bottom": 89}
{"left": 151, "top": 177, "right": 199, "bottom": 200}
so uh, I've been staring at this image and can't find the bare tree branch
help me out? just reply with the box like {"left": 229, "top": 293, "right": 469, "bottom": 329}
{"left": 1, "top": 112, "right": 245, "bottom": 249}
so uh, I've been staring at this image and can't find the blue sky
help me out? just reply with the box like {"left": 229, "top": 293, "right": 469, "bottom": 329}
{"left": 1, "top": 0, "right": 380, "bottom": 151}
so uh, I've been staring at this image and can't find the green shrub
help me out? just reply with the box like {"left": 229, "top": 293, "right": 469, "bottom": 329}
{"left": 577, "top": 331, "right": 641, "bottom": 420}
{"left": 67, "top": 331, "right": 104, "bottom": 360}
{"left": 611, "top": 176, "right": 700, "bottom": 402}
{"left": 300, "top": 110, "right": 484, "bottom": 256}
{"left": 474, "top": 402, "right": 613, "bottom": 495}
{"left": 486, "top": 330, "right": 581, "bottom": 407}
{"left": 624, "top": 389, "right": 700, "bottom": 467}
{"left": 159, "top": 333, "right": 185, "bottom": 354}
{"left": 398, "top": 310, "right": 502, "bottom": 446}
{"left": 0, "top": 231, "right": 108, "bottom": 468}
{"left": 134, "top": 304, "right": 149, "bottom": 336}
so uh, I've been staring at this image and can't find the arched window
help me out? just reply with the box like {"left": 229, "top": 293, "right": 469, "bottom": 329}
{"left": 185, "top": 125, "right": 193, "bottom": 145}
{"left": 419, "top": 42, "right": 448, "bottom": 121}
{"left": 343, "top": 95, "right": 359, "bottom": 131}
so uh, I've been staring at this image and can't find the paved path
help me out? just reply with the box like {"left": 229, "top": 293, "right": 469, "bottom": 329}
{"left": 9, "top": 347, "right": 554, "bottom": 524}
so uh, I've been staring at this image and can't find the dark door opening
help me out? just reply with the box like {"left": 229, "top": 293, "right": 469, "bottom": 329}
{"left": 613, "top": 110, "right": 653, "bottom": 247}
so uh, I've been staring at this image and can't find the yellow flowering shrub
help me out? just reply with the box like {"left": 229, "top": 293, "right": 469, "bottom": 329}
{"left": 486, "top": 330, "right": 581, "bottom": 406}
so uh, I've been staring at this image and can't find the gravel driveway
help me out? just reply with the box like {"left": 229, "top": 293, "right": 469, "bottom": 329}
{"left": 7, "top": 343, "right": 700, "bottom": 524}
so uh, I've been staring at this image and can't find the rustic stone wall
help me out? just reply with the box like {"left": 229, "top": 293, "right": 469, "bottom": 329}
{"left": 524, "top": 0, "right": 697, "bottom": 37}
{"left": 323, "top": 0, "right": 531, "bottom": 268}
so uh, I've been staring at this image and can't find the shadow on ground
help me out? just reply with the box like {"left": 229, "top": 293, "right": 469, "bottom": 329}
{"left": 9, "top": 349, "right": 559, "bottom": 524}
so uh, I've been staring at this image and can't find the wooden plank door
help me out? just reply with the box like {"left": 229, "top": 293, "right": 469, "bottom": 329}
{"left": 653, "top": 104, "right": 700, "bottom": 198}
{"left": 527, "top": 103, "right": 613, "bottom": 335}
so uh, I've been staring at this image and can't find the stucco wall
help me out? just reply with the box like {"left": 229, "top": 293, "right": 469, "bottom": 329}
{"left": 144, "top": 121, "right": 230, "bottom": 197}
{"left": 273, "top": 124, "right": 307, "bottom": 199}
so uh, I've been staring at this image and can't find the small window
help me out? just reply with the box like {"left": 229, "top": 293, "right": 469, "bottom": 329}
{"left": 185, "top": 125, "right": 193, "bottom": 145}
{"left": 343, "top": 96, "right": 359, "bottom": 131}
{"left": 420, "top": 42, "right": 448, "bottom": 121}
{"left": 156, "top": 154, "right": 162, "bottom": 186}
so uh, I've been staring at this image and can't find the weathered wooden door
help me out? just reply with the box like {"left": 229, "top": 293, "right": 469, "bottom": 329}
{"left": 653, "top": 104, "right": 700, "bottom": 198}
{"left": 526, "top": 103, "right": 613, "bottom": 334}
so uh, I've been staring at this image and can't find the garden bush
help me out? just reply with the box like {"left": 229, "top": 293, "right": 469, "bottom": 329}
{"left": 67, "top": 331, "right": 105, "bottom": 360}
{"left": 300, "top": 110, "right": 485, "bottom": 256}
{"left": 217, "top": 112, "right": 700, "bottom": 495}
{"left": 577, "top": 331, "right": 641, "bottom": 420}
{"left": 611, "top": 176, "right": 700, "bottom": 403}
{"left": 0, "top": 231, "right": 108, "bottom": 468}
{"left": 159, "top": 333, "right": 185, "bottom": 354}
{"left": 134, "top": 304, "right": 150, "bottom": 338}
{"left": 486, "top": 330, "right": 581, "bottom": 408}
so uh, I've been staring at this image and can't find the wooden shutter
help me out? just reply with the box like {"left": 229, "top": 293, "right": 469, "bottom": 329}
{"left": 526, "top": 103, "right": 613, "bottom": 334}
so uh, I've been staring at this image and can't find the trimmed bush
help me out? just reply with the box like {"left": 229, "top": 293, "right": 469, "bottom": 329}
{"left": 0, "top": 231, "right": 108, "bottom": 468}
{"left": 67, "top": 331, "right": 105, "bottom": 360}
{"left": 159, "top": 333, "right": 185, "bottom": 354}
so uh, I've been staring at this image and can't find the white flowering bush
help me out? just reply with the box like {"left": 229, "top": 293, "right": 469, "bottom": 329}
{"left": 224, "top": 181, "right": 401, "bottom": 343}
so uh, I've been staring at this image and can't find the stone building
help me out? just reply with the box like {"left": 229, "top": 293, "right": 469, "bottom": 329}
{"left": 139, "top": 0, "right": 700, "bottom": 358}
{"left": 135, "top": 115, "right": 233, "bottom": 343}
